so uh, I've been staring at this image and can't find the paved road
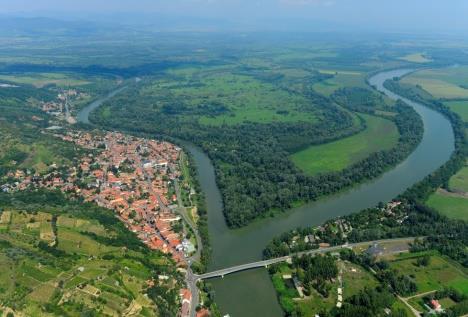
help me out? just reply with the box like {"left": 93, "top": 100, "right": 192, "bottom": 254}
{"left": 174, "top": 180, "right": 203, "bottom": 317}
{"left": 194, "top": 237, "right": 418, "bottom": 280}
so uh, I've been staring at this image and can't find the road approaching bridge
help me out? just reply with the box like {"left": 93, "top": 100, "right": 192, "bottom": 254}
{"left": 194, "top": 237, "right": 418, "bottom": 280}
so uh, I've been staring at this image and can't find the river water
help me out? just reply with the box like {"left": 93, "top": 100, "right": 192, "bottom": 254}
{"left": 187, "top": 69, "right": 455, "bottom": 316}
{"left": 76, "top": 86, "right": 127, "bottom": 124}
{"left": 78, "top": 69, "right": 455, "bottom": 317}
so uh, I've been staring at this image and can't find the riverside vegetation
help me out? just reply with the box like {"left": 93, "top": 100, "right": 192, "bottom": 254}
{"left": 264, "top": 67, "right": 468, "bottom": 317}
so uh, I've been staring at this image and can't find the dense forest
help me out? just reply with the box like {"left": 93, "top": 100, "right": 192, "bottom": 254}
{"left": 92, "top": 73, "right": 423, "bottom": 227}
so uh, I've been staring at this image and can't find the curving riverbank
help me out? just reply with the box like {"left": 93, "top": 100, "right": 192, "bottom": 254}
{"left": 77, "top": 69, "right": 456, "bottom": 317}
{"left": 190, "top": 69, "right": 455, "bottom": 316}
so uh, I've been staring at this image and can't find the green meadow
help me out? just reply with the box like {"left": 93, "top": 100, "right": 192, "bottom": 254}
{"left": 445, "top": 100, "right": 468, "bottom": 122}
{"left": 449, "top": 164, "right": 468, "bottom": 192}
{"left": 389, "top": 254, "right": 468, "bottom": 295}
{"left": 290, "top": 114, "right": 399, "bottom": 175}
{"left": 426, "top": 162, "right": 468, "bottom": 221}
{"left": 427, "top": 194, "right": 468, "bottom": 221}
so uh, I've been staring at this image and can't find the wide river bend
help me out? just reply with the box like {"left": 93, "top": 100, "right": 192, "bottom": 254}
{"left": 78, "top": 69, "right": 455, "bottom": 317}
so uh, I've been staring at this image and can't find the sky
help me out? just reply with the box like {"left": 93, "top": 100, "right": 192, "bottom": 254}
{"left": 1, "top": 0, "right": 468, "bottom": 33}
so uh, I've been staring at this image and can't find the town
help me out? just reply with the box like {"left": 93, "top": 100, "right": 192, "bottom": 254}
{"left": 0, "top": 130, "right": 199, "bottom": 316}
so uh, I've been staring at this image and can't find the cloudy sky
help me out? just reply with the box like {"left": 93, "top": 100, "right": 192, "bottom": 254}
{"left": 1, "top": 0, "right": 468, "bottom": 33}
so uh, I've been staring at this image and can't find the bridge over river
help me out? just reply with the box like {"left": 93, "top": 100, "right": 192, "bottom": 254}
{"left": 194, "top": 237, "right": 418, "bottom": 280}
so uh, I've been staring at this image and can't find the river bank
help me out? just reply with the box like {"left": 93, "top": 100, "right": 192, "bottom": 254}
{"left": 196, "top": 69, "right": 455, "bottom": 316}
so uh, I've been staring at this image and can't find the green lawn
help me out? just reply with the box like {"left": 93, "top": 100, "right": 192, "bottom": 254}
{"left": 291, "top": 114, "right": 399, "bottom": 175}
{"left": 445, "top": 100, "right": 468, "bottom": 122}
{"left": 426, "top": 193, "right": 468, "bottom": 221}
{"left": 390, "top": 255, "right": 468, "bottom": 295}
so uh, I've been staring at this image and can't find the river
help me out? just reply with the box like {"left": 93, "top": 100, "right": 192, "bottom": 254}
{"left": 77, "top": 69, "right": 455, "bottom": 317}
{"left": 76, "top": 85, "right": 127, "bottom": 124}
{"left": 186, "top": 69, "right": 455, "bottom": 316}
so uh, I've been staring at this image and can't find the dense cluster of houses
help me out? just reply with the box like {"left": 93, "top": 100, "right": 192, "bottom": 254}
{"left": 2, "top": 131, "right": 196, "bottom": 261}
{"left": 41, "top": 89, "right": 87, "bottom": 115}
{"left": 2, "top": 130, "right": 199, "bottom": 315}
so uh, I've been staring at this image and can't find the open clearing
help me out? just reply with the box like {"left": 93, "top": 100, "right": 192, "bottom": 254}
{"left": 290, "top": 114, "right": 399, "bottom": 175}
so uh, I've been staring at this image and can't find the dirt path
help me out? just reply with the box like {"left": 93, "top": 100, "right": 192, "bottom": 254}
{"left": 437, "top": 188, "right": 468, "bottom": 198}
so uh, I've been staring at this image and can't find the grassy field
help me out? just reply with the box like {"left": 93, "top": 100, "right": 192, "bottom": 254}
{"left": 425, "top": 160, "right": 468, "bottom": 221}
{"left": 0, "top": 209, "right": 176, "bottom": 316}
{"left": 313, "top": 70, "right": 368, "bottom": 96}
{"left": 399, "top": 53, "right": 432, "bottom": 63}
{"left": 291, "top": 114, "right": 399, "bottom": 175}
{"left": 389, "top": 254, "right": 468, "bottom": 295}
{"left": 402, "top": 66, "right": 468, "bottom": 99}
{"left": 341, "top": 262, "right": 379, "bottom": 298}
{"left": 449, "top": 164, "right": 468, "bottom": 192}
{"left": 426, "top": 193, "right": 468, "bottom": 221}
{"left": 445, "top": 100, "right": 468, "bottom": 122}
{"left": 0, "top": 72, "right": 90, "bottom": 88}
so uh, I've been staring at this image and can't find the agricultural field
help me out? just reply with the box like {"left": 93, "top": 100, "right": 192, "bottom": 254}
{"left": 401, "top": 66, "right": 468, "bottom": 99}
{"left": 290, "top": 114, "right": 399, "bottom": 175}
{"left": 389, "top": 253, "right": 468, "bottom": 295}
{"left": 425, "top": 161, "right": 468, "bottom": 221}
{"left": 426, "top": 193, "right": 468, "bottom": 221}
{"left": 0, "top": 209, "right": 180, "bottom": 316}
{"left": 398, "top": 53, "right": 432, "bottom": 63}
